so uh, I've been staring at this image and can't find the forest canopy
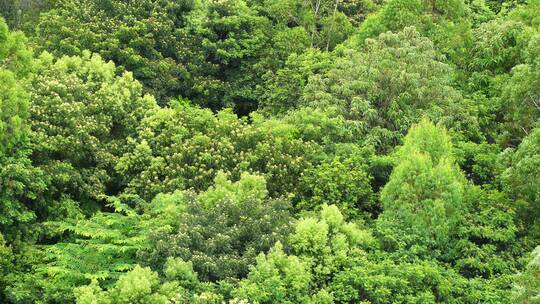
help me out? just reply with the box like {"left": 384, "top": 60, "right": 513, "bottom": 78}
{"left": 0, "top": 0, "right": 539, "bottom": 303}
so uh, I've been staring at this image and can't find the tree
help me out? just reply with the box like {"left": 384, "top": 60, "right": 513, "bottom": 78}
{"left": 140, "top": 173, "right": 293, "bottom": 282}
{"left": 376, "top": 119, "right": 466, "bottom": 256}
{"left": 0, "top": 233, "right": 14, "bottom": 303}
{"left": 29, "top": 51, "right": 157, "bottom": 212}
{"left": 485, "top": 0, "right": 527, "bottom": 14}
{"left": 331, "top": 259, "right": 457, "bottom": 303}
{"left": 117, "top": 103, "right": 359, "bottom": 200}
{"left": 503, "top": 127, "right": 540, "bottom": 238}
{"left": 302, "top": 27, "right": 468, "bottom": 151}
{"left": 449, "top": 187, "right": 521, "bottom": 278}
{"left": 288, "top": 205, "right": 375, "bottom": 290}
{"left": 258, "top": 49, "right": 332, "bottom": 115}
{"left": 0, "top": 17, "right": 32, "bottom": 160}
{"left": 75, "top": 265, "right": 185, "bottom": 304}
{"left": 355, "top": 0, "right": 472, "bottom": 63}
{"left": 499, "top": 35, "right": 540, "bottom": 146}
{"left": 297, "top": 153, "right": 375, "bottom": 219}
{"left": 512, "top": 246, "right": 540, "bottom": 303}
{"left": 466, "top": 19, "right": 526, "bottom": 85}
{"left": 0, "top": 0, "right": 50, "bottom": 30}
{"left": 462, "top": 0, "right": 540, "bottom": 145}
{"left": 234, "top": 204, "right": 374, "bottom": 303}
{"left": 0, "top": 18, "right": 46, "bottom": 240}
{"left": 35, "top": 0, "right": 274, "bottom": 111}
{"left": 3, "top": 187, "right": 190, "bottom": 303}
{"left": 6, "top": 196, "right": 145, "bottom": 302}
{"left": 331, "top": 250, "right": 513, "bottom": 303}
{"left": 260, "top": 0, "right": 376, "bottom": 50}
{"left": 35, "top": 0, "right": 198, "bottom": 103}
{"left": 454, "top": 141, "right": 503, "bottom": 186}
{"left": 1, "top": 2, "right": 539, "bottom": 303}
{"left": 233, "top": 242, "right": 313, "bottom": 304}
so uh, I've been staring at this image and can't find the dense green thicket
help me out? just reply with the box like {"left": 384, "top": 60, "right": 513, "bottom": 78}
{"left": 0, "top": 0, "right": 539, "bottom": 303}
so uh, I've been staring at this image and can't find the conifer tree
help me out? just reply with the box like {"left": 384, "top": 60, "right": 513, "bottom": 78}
{"left": 377, "top": 119, "right": 465, "bottom": 255}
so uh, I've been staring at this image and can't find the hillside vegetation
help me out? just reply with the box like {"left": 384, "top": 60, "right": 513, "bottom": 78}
{"left": 0, "top": 0, "right": 539, "bottom": 303}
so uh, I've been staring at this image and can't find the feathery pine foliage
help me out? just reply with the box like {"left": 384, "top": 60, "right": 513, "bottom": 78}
{"left": 376, "top": 119, "right": 466, "bottom": 256}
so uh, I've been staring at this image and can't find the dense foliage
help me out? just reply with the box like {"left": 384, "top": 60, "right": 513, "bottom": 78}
{"left": 0, "top": 0, "right": 539, "bottom": 303}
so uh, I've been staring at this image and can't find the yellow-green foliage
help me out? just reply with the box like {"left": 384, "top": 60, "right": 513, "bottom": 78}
{"left": 30, "top": 51, "right": 157, "bottom": 208}
{"left": 377, "top": 119, "right": 465, "bottom": 253}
